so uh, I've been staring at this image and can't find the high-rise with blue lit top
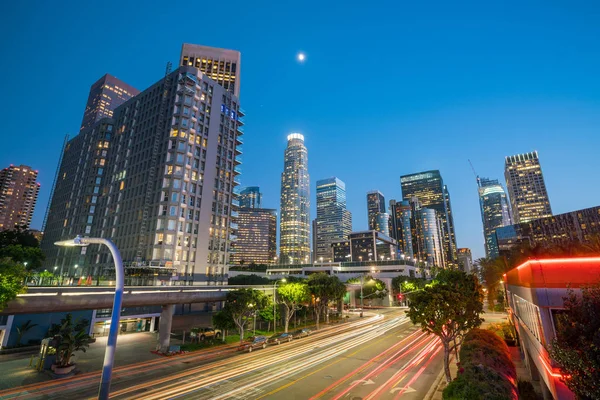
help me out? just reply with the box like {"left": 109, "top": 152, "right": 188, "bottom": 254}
{"left": 478, "top": 177, "right": 512, "bottom": 258}
{"left": 279, "top": 133, "right": 310, "bottom": 264}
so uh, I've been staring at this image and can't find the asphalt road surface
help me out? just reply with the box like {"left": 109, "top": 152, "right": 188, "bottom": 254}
{"left": 0, "top": 308, "right": 444, "bottom": 400}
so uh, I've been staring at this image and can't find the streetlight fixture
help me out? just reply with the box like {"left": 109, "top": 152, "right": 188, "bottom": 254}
{"left": 55, "top": 236, "right": 123, "bottom": 400}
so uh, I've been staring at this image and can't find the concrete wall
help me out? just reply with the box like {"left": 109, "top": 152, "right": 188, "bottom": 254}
{"left": 4, "top": 310, "right": 93, "bottom": 348}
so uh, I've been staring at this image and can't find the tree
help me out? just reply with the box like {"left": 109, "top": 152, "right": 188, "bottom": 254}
{"left": 228, "top": 274, "right": 271, "bottom": 285}
{"left": 307, "top": 273, "right": 346, "bottom": 327}
{"left": 0, "top": 245, "right": 45, "bottom": 269}
{"left": 477, "top": 257, "right": 505, "bottom": 311}
{"left": 0, "top": 227, "right": 40, "bottom": 248}
{"left": 223, "top": 288, "right": 268, "bottom": 343}
{"left": 0, "top": 258, "right": 27, "bottom": 311}
{"left": 348, "top": 275, "right": 387, "bottom": 301}
{"left": 550, "top": 285, "right": 600, "bottom": 399}
{"left": 406, "top": 270, "right": 484, "bottom": 382}
{"left": 278, "top": 281, "right": 310, "bottom": 332}
{"left": 212, "top": 309, "right": 236, "bottom": 342}
{"left": 16, "top": 319, "right": 38, "bottom": 346}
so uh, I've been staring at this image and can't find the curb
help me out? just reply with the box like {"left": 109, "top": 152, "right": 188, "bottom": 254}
{"left": 424, "top": 354, "right": 454, "bottom": 400}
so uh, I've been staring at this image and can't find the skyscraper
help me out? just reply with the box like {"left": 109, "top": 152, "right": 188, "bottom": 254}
{"left": 239, "top": 186, "right": 262, "bottom": 209}
{"left": 0, "top": 165, "right": 40, "bottom": 231}
{"left": 230, "top": 208, "right": 277, "bottom": 265}
{"left": 314, "top": 177, "right": 352, "bottom": 261}
{"left": 279, "top": 133, "right": 310, "bottom": 264}
{"left": 389, "top": 199, "right": 414, "bottom": 259}
{"left": 401, "top": 170, "right": 457, "bottom": 265}
{"left": 504, "top": 151, "right": 552, "bottom": 224}
{"left": 418, "top": 208, "right": 446, "bottom": 269}
{"left": 478, "top": 177, "right": 512, "bottom": 258}
{"left": 79, "top": 74, "right": 139, "bottom": 131}
{"left": 180, "top": 43, "right": 241, "bottom": 97}
{"left": 367, "top": 190, "right": 385, "bottom": 231}
{"left": 43, "top": 56, "right": 243, "bottom": 283}
{"left": 457, "top": 248, "right": 474, "bottom": 273}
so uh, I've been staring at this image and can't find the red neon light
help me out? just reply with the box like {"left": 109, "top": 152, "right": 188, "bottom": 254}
{"left": 539, "top": 355, "right": 568, "bottom": 379}
{"left": 517, "top": 257, "right": 600, "bottom": 270}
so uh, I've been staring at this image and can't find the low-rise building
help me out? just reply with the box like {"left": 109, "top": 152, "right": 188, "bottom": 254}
{"left": 504, "top": 257, "right": 600, "bottom": 400}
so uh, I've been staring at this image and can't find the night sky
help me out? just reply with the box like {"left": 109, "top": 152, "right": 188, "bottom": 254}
{"left": 2, "top": 1, "right": 599, "bottom": 259}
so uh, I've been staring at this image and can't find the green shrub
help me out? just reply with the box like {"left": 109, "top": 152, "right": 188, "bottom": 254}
{"left": 463, "top": 328, "right": 507, "bottom": 350}
{"left": 443, "top": 364, "right": 517, "bottom": 400}
{"left": 460, "top": 339, "right": 516, "bottom": 380}
{"left": 517, "top": 379, "right": 538, "bottom": 400}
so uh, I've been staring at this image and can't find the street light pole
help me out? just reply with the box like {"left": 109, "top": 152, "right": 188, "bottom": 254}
{"left": 55, "top": 236, "right": 123, "bottom": 400}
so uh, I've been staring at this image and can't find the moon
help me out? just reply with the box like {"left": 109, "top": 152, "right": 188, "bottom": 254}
{"left": 297, "top": 52, "right": 306, "bottom": 63}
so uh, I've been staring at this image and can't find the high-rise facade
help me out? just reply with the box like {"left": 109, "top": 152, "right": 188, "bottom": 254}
{"left": 366, "top": 190, "right": 385, "bottom": 231}
{"left": 43, "top": 51, "right": 243, "bottom": 284}
{"left": 478, "top": 177, "right": 512, "bottom": 258}
{"left": 457, "top": 248, "right": 474, "bottom": 273}
{"left": 401, "top": 170, "right": 457, "bottom": 265}
{"left": 417, "top": 208, "right": 446, "bottom": 269}
{"left": 314, "top": 177, "right": 352, "bottom": 261}
{"left": 495, "top": 205, "right": 600, "bottom": 253}
{"left": 239, "top": 186, "right": 262, "bottom": 209}
{"left": 80, "top": 74, "right": 139, "bottom": 131}
{"left": 389, "top": 199, "right": 414, "bottom": 259}
{"left": 230, "top": 208, "right": 276, "bottom": 265}
{"left": 0, "top": 165, "right": 40, "bottom": 231}
{"left": 504, "top": 151, "right": 552, "bottom": 224}
{"left": 279, "top": 133, "right": 310, "bottom": 264}
{"left": 180, "top": 43, "right": 241, "bottom": 97}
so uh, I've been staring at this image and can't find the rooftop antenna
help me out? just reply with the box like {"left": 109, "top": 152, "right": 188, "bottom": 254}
{"left": 468, "top": 159, "right": 481, "bottom": 188}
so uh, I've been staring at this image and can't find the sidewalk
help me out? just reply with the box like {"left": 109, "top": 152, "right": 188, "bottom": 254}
{"left": 0, "top": 332, "right": 177, "bottom": 390}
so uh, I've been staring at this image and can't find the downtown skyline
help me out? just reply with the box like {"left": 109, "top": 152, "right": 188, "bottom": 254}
{"left": 2, "top": 2, "right": 600, "bottom": 260}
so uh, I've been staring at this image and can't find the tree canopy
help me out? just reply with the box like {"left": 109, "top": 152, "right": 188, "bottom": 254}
{"left": 348, "top": 275, "right": 387, "bottom": 300}
{"left": 550, "top": 285, "right": 600, "bottom": 400}
{"left": 228, "top": 274, "right": 272, "bottom": 285}
{"left": 307, "top": 273, "right": 346, "bottom": 328}
{"left": 223, "top": 288, "right": 269, "bottom": 343}
{"left": 406, "top": 270, "right": 484, "bottom": 382}
{"left": 278, "top": 281, "right": 310, "bottom": 332}
{"left": 0, "top": 258, "right": 27, "bottom": 311}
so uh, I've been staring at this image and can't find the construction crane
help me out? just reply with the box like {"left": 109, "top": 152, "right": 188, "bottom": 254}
{"left": 468, "top": 159, "right": 481, "bottom": 188}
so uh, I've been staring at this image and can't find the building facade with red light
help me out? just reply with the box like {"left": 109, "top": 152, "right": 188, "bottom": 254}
{"left": 504, "top": 257, "right": 600, "bottom": 399}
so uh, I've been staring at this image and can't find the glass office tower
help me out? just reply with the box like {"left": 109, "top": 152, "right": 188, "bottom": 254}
{"left": 279, "top": 133, "right": 310, "bottom": 264}
{"left": 315, "top": 177, "right": 352, "bottom": 261}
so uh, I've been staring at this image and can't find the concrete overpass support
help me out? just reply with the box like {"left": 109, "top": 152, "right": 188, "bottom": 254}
{"left": 159, "top": 304, "right": 175, "bottom": 353}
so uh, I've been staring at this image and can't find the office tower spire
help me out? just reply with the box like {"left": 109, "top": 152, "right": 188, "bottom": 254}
{"left": 0, "top": 165, "right": 40, "bottom": 231}
{"left": 504, "top": 151, "right": 552, "bottom": 224}
{"left": 279, "top": 133, "right": 310, "bottom": 264}
{"left": 315, "top": 177, "right": 352, "bottom": 261}
{"left": 478, "top": 178, "right": 512, "bottom": 258}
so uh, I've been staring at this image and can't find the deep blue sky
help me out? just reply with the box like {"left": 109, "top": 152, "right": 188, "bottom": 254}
{"left": 2, "top": 1, "right": 600, "bottom": 259}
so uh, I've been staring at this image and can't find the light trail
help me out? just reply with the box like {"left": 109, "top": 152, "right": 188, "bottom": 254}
{"left": 122, "top": 316, "right": 406, "bottom": 399}
{"left": 1, "top": 314, "right": 385, "bottom": 400}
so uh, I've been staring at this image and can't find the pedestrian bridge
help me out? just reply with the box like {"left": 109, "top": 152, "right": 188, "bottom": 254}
{"left": 1, "top": 285, "right": 275, "bottom": 315}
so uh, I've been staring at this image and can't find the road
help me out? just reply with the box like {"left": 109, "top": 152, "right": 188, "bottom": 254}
{"left": 0, "top": 308, "right": 443, "bottom": 399}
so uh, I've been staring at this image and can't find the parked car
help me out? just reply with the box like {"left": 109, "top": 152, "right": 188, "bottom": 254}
{"left": 292, "top": 328, "right": 311, "bottom": 338}
{"left": 190, "top": 327, "right": 222, "bottom": 341}
{"left": 237, "top": 335, "right": 268, "bottom": 352}
{"left": 268, "top": 332, "right": 293, "bottom": 345}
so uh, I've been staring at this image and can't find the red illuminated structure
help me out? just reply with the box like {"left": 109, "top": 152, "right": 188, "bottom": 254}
{"left": 504, "top": 257, "right": 600, "bottom": 400}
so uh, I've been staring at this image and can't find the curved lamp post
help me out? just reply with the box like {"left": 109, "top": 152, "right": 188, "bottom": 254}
{"left": 55, "top": 235, "right": 123, "bottom": 400}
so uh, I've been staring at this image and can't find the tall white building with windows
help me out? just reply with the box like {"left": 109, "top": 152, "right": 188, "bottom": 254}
{"left": 43, "top": 45, "right": 244, "bottom": 285}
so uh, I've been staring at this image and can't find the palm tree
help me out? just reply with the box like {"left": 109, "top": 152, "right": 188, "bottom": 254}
{"left": 16, "top": 320, "right": 38, "bottom": 346}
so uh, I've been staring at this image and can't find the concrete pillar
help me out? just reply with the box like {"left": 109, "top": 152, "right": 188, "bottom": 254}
{"left": 158, "top": 305, "right": 175, "bottom": 353}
